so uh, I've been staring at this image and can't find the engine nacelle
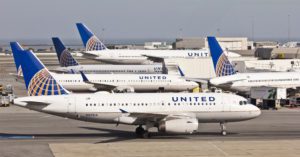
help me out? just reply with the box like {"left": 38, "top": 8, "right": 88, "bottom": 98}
{"left": 113, "top": 86, "right": 135, "bottom": 93}
{"left": 114, "top": 116, "right": 137, "bottom": 124}
{"left": 158, "top": 118, "right": 198, "bottom": 134}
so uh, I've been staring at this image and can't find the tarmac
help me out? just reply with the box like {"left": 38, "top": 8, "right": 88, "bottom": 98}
{"left": 1, "top": 53, "right": 300, "bottom": 157}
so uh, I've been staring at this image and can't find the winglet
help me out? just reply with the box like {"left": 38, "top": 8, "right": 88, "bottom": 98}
{"left": 178, "top": 66, "right": 185, "bottom": 77}
{"left": 76, "top": 23, "right": 107, "bottom": 51}
{"left": 207, "top": 36, "right": 236, "bottom": 77}
{"left": 119, "top": 109, "right": 128, "bottom": 113}
{"left": 70, "top": 69, "right": 75, "bottom": 74}
{"left": 79, "top": 71, "right": 89, "bottom": 82}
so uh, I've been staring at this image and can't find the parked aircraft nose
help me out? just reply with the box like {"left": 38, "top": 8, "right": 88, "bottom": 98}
{"left": 249, "top": 104, "right": 261, "bottom": 118}
{"left": 190, "top": 81, "right": 199, "bottom": 88}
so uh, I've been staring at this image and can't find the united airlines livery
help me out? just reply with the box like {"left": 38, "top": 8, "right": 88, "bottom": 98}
{"left": 208, "top": 36, "right": 300, "bottom": 93}
{"left": 11, "top": 43, "right": 198, "bottom": 93}
{"left": 76, "top": 23, "right": 241, "bottom": 64}
{"left": 52, "top": 37, "right": 173, "bottom": 75}
{"left": 13, "top": 46, "right": 260, "bottom": 137}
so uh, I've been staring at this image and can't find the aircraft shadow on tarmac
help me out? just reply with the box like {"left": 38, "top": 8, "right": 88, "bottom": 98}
{"left": 11, "top": 125, "right": 300, "bottom": 143}
{"left": 0, "top": 126, "right": 242, "bottom": 143}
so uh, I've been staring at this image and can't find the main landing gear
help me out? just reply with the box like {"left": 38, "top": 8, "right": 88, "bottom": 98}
{"left": 220, "top": 122, "right": 227, "bottom": 136}
{"left": 135, "top": 125, "right": 150, "bottom": 138}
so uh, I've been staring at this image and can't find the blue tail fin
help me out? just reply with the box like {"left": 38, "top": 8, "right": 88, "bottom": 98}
{"left": 10, "top": 42, "right": 24, "bottom": 76}
{"left": 207, "top": 37, "right": 236, "bottom": 77}
{"left": 76, "top": 23, "right": 107, "bottom": 51}
{"left": 52, "top": 37, "right": 79, "bottom": 67}
{"left": 17, "top": 47, "right": 69, "bottom": 96}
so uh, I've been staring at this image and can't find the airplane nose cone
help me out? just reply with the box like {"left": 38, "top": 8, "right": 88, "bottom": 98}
{"left": 191, "top": 82, "right": 199, "bottom": 88}
{"left": 250, "top": 105, "right": 261, "bottom": 118}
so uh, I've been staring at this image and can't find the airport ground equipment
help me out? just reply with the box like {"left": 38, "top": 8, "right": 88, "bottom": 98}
{"left": 0, "top": 84, "right": 14, "bottom": 107}
{"left": 250, "top": 87, "right": 286, "bottom": 109}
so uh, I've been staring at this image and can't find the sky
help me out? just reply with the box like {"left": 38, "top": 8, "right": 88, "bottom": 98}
{"left": 1, "top": 0, "right": 300, "bottom": 42}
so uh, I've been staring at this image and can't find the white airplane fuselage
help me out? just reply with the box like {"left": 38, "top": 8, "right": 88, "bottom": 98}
{"left": 51, "top": 73, "right": 198, "bottom": 92}
{"left": 84, "top": 49, "right": 240, "bottom": 64}
{"left": 55, "top": 64, "right": 165, "bottom": 74}
{"left": 14, "top": 93, "right": 261, "bottom": 125}
{"left": 210, "top": 72, "right": 300, "bottom": 92}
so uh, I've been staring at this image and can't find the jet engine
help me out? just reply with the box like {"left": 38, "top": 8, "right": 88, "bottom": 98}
{"left": 113, "top": 86, "right": 135, "bottom": 93}
{"left": 158, "top": 118, "right": 198, "bottom": 134}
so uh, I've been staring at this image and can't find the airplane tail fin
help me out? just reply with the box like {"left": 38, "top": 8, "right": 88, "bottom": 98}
{"left": 10, "top": 42, "right": 24, "bottom": 76}
{"left": 52, "top": 37, "right": 79, "bottom": 67}
{"left": 12, "top": 43, "right": 69, "bottom": 96}
{"left": 207, "top": 37, "right": 236, "bottom": 77}
{"left": 76, "top": 23, "right": 107, "bottom": 51}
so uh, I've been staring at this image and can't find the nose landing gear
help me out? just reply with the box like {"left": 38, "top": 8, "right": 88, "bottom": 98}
{"left": 220, "top": 122, "right": 227, "bottom": 136}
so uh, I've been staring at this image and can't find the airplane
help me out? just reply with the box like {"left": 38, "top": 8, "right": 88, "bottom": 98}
{"left": 13, "top": 45, "right": 261, "bottom": 138}
{"left": 52, "top": 37, "right": 177, "bottom": 75}
{"left": 10, "top": 42, "right": 23, "bottom": 80}
{"left": 75, "top": 23, "right": 241, "bottom": 65}
{"left": 11, "top": 42, "right": 198, "bottom": 93}
{"left": 208, "top": 36, "right": 300, "bottom": 93}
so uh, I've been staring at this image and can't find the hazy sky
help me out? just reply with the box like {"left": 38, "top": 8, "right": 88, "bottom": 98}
{"left": 1, "top": 0, "right": 300, "bottom": 41}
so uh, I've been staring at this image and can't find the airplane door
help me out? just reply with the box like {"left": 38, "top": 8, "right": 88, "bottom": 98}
{"left": 67, "top": 97, "right": 76, "bottom": 113}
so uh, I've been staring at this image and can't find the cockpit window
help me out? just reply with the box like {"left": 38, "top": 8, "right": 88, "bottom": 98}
{"left": 239, "top": 101, "right": 248, "bottom": 105}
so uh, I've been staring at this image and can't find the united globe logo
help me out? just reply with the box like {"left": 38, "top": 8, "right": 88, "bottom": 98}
{"left": 86, "top": 36, "right": 107, "bottom": 51}
{"left": 60, "top": 50, "right": 79, "bottom": 67}
{"left": 215, "top": 54, "right": 235, "bottom": 77}
{"left": 27, "top": 69, "right": 67, "bottom": 96}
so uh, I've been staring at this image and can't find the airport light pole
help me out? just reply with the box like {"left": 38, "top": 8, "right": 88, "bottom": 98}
{"left": 288, "top": 14, "right": 290, "bottom": 42}
{"left": 217, "top": 28, "right": 220, "bottom": 37}
{"left": 179, "top": 28, "right": 183, "bottom": 38}
{"left": 251, "top": 17, "right": 254, "bottom": 41}
{"left": 102, "top": 28, "right": 106, "bottom": 44}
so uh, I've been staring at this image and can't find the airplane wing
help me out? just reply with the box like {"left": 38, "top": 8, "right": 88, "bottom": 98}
{"left": 141, "top": 54, "right": 165, "bottom": 62}
{"left": 79, "top": 71, "right": 117, "bottom": 90}
{"left": 261, "top": 85, "right": 296, "bottom": 89}
{"left": 49, "top": 69, "right": 69, "bottom": 73}
{"left": 80, "top": 51, "right": 98, "bottom": 58}
{"left": 184, "top": 77, "right": 209, "bottom": 84}
{"left": 119, "top": 109, "right": 196, "bottom": 123}
{"left": 88, "top": 82, "right": 117, "bottom": 90}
